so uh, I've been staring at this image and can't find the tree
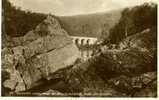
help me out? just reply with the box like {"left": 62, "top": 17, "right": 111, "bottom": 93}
{"left": 2, "top": 0, "right": 47, "bottom": 37}
{"left": 82, "top": 24, "right": 91, "bottom": 36}
{"left": 108, "top": 2, "right": 157, "bottom": 44}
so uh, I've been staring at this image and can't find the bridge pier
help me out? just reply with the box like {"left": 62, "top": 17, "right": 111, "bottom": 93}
{"left": 71, "top": 36, "right": 98, "bottom": 60}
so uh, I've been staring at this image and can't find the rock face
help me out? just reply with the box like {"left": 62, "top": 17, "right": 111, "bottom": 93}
{"left": 2, "top": 15, "right": 80, "bottom": 92}
{"left": 119, "top": 27, "right": 157, "bottom": 50}
{"left": 41, "top": 27, "right": 156, "bottom": 97}
{"left": 94, "top": 49, "right": 156, "bottom": 78}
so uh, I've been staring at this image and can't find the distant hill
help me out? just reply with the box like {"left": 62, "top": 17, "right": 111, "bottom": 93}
{"left": 58, "top": 10, "right": 122, "bottom": 38}
{"left": 3, "top": 0, "right": 122, "bottom": 38}
{"left": 2, "top": 0, "right": 123, "bottom": 39}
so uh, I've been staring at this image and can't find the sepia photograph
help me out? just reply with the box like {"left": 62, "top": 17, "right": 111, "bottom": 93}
{"left": 1, "top": 0, "right": 158, "bottom": 98}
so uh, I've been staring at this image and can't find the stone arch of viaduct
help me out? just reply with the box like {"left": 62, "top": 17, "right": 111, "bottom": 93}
{"left": 71, "top": 36, "right": 98, "bottom": 46}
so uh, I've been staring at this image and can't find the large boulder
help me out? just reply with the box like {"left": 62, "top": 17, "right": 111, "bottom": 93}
{"left": 2, "top": 15, "right": 80, "bottom": 92}
{"left": 17, "top": 42, "right": 79, "bottom": 89}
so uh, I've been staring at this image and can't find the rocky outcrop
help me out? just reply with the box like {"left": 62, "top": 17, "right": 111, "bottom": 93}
{"left": 94, "top": 49, "right": 156, "bottom": 78}
{"left": 2, "top": 15, "right": 69, "bottom": 48}
{"left": 38, "top": 27, "right": 156, "bottom": 97}
{"left": 53, "top": 48, "right": 156, "bottom": 97}
{"left": 2, "top": 15, "right": 80, "bottom": 93}
{"left": 86, "top": 27, "right": 157, "bottom": 97}
{"left": 119, "top": 27, "right": 157, "bottom": 50}
{"left": 2, "top": 14, "right": 157, "bottom": 97}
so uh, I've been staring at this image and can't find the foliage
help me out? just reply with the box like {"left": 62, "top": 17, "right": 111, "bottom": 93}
{"left": 108, "top": 2, "right": 157, "bottom": 44}
{"left": 58, "top": 10, "right": 122, "bottom": 37}
{"left": 2, "top": 0, "right": 47, "bottom": 37}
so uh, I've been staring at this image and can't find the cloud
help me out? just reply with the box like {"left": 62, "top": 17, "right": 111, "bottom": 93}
{"left": 9, "top": 0, "right": 157, "bottom": 16}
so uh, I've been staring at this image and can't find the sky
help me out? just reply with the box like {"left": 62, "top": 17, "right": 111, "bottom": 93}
{"left": 9, "top": 0, "right": 157, "bottom": 16}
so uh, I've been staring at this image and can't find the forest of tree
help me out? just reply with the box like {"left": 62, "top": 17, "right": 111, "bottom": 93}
{"left": 2, "top": 0, "right": 157, "bottom": 42}
{"left": 108, "top": 2, "right": 157, "bottom": 44}
{"left": 2, "top": 0, "right": 48, "bottom": 37}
